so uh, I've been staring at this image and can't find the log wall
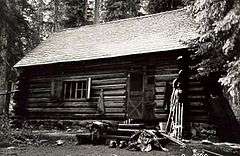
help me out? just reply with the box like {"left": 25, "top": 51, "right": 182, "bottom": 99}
{"left": 18, "top": 51, "right": 209, "bottom": 123}
{"left": 24, "top": 61, "right": 130, "bottom": 120}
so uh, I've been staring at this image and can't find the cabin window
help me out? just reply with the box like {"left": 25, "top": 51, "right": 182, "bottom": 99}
{"left": 63, "top": 78, "right": 91, "bottom": 100}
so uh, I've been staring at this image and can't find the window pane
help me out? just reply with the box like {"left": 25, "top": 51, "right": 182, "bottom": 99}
{"left": 64, "top": 80, "right": 88, "bottom": 100}
{"left": 65, "top": 82, "right": 71, "bottom": 99}
{"left": 71, "top": 82, "right": 76, "bottom": 99}
{"left": 82, "top": 89, "right": 86, "bottom": 98}
{"left": 77, "top": 90, "right": 82, "bottom": 99}
{"left": 82, "top": 81, "right": 86, "bottom": 89}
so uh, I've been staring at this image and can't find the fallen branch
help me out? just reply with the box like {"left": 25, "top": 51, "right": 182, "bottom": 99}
{"left": 159, "top": 132, "right": 185, "bottom": 146}
{"left": 202, "top": 149, "right": 223, "bottom": 156}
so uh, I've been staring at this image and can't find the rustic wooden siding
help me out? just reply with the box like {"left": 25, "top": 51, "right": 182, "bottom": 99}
{"left": 154, "top": 60, "right": 179, "bottom": 120}
{"left": 187, "top": 79, "right": 208, "bottom": 122}
{"left": 153, "top": 61, "right": 208, "bottom": 122}
{"left": 25, "top": 62, "right": 129, "bottom": 120}
{"left": 19, "top": 51, "right": 209, "bottom": 123}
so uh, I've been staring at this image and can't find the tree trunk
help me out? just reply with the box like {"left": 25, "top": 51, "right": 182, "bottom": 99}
{"left": 0, "top": 27, "right": 8, "bottom": 115}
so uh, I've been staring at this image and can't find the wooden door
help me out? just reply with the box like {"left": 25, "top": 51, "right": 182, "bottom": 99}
{"left": 127, "top": 72, "right": 144, "bottom": 119}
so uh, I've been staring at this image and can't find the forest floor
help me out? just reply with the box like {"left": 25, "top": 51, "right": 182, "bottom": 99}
{"left": 1, "top": 139, "right": 240, "bottom": 156}
{"left": 0, "top": 143, "right": 187, "bottom": 156}
{"left": 0, "top": 129, "right": 240, "bottom": 156}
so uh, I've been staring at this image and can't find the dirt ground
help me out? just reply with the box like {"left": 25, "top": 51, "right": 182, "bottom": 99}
{"left": 1, "top": 141, "right": 240, "bottom": 156}
{"left": 0, "top": 143, "right": 191, "bottom": 156}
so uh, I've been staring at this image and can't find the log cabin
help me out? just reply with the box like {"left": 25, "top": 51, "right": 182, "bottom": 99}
{"left": 14, "top": 8, "right": 208, "bottom": 128}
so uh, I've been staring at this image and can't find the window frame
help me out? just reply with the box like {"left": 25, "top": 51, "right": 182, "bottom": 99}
{"left": 62, "top": 78, "right": 91, "bottom": 101}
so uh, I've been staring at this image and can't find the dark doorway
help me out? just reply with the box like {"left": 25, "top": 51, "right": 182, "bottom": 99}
{"left": 127, "top": 71, "right": 144, "bottom": 119}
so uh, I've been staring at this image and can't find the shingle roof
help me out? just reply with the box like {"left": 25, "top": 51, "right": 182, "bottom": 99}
{"left": 15, "top": 7, "right": 198, "bottom": 68}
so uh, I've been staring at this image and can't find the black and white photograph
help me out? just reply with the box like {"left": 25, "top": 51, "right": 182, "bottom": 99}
{"left": 0, "top": 0, "right": 240, "bottom": 155}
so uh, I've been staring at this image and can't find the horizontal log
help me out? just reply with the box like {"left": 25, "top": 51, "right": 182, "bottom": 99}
{"left": 103, "top": 113, "right": 126, "bottom": 118}
{"left": 105, "top": 108, "right": 125, "bottom": 113}
{"left": 30, "top": 71, "right": 126, "bottom": 82}
{"left": 104, "top": 101, "right": 125, "bottom": 108}
{"left": 188, "top": 81, "right": 201, "bottom": 85}
{"left": 154, "top": 100, "right": 165, "bottom": 108}
{"left": 104, "top": 90, "right": 126, "bottom": 95}
{"left": 154, "top": 108, "right": 167, "bottom": 114}
{"left": 27, "top": 102, "right": 98, "bottom": 108}
{"left": 155, "top": 74, "right": 178, "bottom": 81}
{"left": 62, "top": 101, "right": 98, "bottom": 108}
{"left": 27, "top": 107, "right": 98, "bottom": 113}
{"left": 28, "top": 98, "right": 52, "bottom": 103}
{"left": 188, "top": 109, "right": 208, "bottom": 114}
{"left": 27, "top": 113, "right": 100, "bottom": 120}
{"left": 29, "top": 83, "right": 51, "bottom": 89}
{"left": 187, "top": 87, "right": 204, "bottom": 92}
{"left": 92, "top": 84, "right": 126, "bottom": 90}
{"left": 88, "top": 96, "right": 126, "bottom": 102}
{"left": 187, "top": 95, "right": 205, "bottom": 99}
{"left": 28, "top": 92, "right": 51, "bottom": 98}
{"left": 154, "top": 114, "right": 169, "bottom": 120}
{"left": 91, "top": 89, "right": 126, "bottom": 96}
{"left": 189, "top": 101, "right": 204, "bottom": 107}
{"left": 92, "top": 78, "right": 127, "bottom": 85}
{"left": 28, "top": 88, "right": 51, "bottom": 93}
{"left": 103, "top": 96, "right": 126, "bottom": 101}
{"left": 155, "top": 82, "right": 167, "bottom": 87}
{"left": 118, "top": 124, "right": 144, "bottom": 129}
{"left": 155, "top": 69, "right": 178, "bottom": 75}
{"left": 26, "top": 113, "right": 126, "bottom": 120}
{"left": 155, "top": 87, "right": 166, "bottom": 93}
{"left": 185, "top": 115, "right": 209, "bottom": 122}
{"left": 155, "top": 95, "right": 165, "bottom": 100}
